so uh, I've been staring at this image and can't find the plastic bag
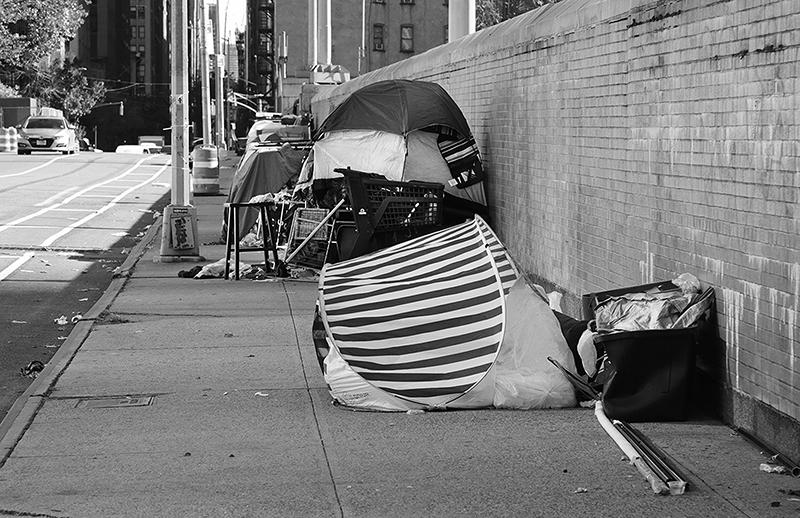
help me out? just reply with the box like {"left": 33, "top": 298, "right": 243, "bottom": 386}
{"left": 594, "top": 291, "right": 692, "bottom": 331}
{"left": 672, "top": 273, "right": 701, "bottom": 295}
{"left": 193, "top": 258, "right": 252, "bottom": 279}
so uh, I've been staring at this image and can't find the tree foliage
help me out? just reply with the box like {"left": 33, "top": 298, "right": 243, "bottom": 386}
{"left": 0, "top": 1, "right": 103, "bottom": 119}
{"left": 0, "top": 0, "right": 89, "bottom": 68}
{"left": 20, "top": 58, "right": 106, "bottom": 120}
{"left": 477, "top": 0, "right": 561, "bottom": 30}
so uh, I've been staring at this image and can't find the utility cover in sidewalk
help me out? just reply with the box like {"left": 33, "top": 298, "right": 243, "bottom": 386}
{"left": 76, "top": 396, "right": 154, "bottom": 409}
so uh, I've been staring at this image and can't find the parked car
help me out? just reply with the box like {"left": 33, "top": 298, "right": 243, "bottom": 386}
{"left": 79, "top": 138, "right": 103, "bottom": 153}
{"left": 115, "top": 144, "right": 152, "bottom": 154}
{"left": 16, "top": 116, "right": 78, "bottom": 155}
{"left": 139, "top": 142, "right": 162, "bottom": 153}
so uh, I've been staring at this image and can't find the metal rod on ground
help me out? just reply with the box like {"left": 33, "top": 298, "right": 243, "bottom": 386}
{"left": 284, "top": 199, "right": 345, "bottom": 265}
{"left": 614, "top": 420, "right": 688, "bottom": 495}
{"left": 735, "top": 426, "right": 800, "bottom": 477}
{"left": 594, "top": 401, "right": 670, "bottom": 495}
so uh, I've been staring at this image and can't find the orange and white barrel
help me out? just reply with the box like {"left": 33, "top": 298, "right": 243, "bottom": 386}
{"left": 191, "top": 145, "right": 220, "bottom": 195}
{"left": 0, "top": 127, "right": 18, "bottom": 153}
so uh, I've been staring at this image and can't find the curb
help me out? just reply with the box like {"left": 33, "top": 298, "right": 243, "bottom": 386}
{"left": 0, "top": 215, "right": 164, "bottom": 467}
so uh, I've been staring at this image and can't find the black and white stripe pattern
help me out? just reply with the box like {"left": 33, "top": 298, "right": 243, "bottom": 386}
{"left": 319, "top": 217, "right": 512, "bottom": 407}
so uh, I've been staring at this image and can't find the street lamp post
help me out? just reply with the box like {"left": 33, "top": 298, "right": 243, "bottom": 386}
{"left": 159, "top": 0, "right": 202, "bottom": 262}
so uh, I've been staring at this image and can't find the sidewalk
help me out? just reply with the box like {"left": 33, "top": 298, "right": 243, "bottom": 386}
{"left": 0, "top": 156, "right": 798, "bottom": 517}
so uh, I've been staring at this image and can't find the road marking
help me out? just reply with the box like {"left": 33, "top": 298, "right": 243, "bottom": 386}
{"left": 0, "top": 156, "right": 65, "bottom": 178}
{"left": 0, "top": 157, "right": 169, "bottom": 280}
{"left": 0, "top": 251, "right": 35, "bottom": 281}
{"left": 36, "top": 186, "right": 80, "bottom": 206}
{"left": 40, "top": 162, "right": 169, "bottom": 247}
{"left": 0, "top": 156, "right": 161, "bottom": 236}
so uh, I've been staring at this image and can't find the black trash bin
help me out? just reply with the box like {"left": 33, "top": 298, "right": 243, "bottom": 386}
{"left": 582, "top": 280, "right": 715, "bottom": 422}
{"left": 596, "top": 326, "right": 699, "bottom": 422}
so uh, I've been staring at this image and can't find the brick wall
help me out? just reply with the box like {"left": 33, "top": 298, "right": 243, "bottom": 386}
{"left": 312, "top": 0, "right": 800, "bottom": 457}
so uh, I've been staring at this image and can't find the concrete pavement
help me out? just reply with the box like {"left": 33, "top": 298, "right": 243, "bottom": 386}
{"left": 0, "top": 155, "right": 799, "bottom": 517}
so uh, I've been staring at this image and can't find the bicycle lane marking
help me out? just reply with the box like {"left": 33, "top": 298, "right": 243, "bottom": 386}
{"left": 0, "top": 156, "right": 158, "bottom": 235}
{"left": 0, "top": 156, "right": 169, "bottom": 280}
{"left": 35, "top": 187, "right": 80, "bottom": 207}
{"left": 40, "top": 161, "right": 170, "bottom": 247}
{"left": 0, "top": 156, "right": 65, "bottom": 179}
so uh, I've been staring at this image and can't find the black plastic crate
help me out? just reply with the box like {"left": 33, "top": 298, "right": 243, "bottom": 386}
{"left": 596, "top": 326, "right": 699, "bottom": 422}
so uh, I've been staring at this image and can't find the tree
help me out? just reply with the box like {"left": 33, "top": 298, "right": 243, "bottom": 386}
{"left": 0, "top": 0, "right": 89, "bottom": 69}
{"left": 477, "top": 0, "right": 562, "bottom": 30}
{"left": 23, "top": 58, "right": 107, "bottom": 120}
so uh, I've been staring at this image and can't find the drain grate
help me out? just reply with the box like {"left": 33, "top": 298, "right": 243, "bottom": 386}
{"left": 76, "top": 396, "right": 154, "bottom": 409}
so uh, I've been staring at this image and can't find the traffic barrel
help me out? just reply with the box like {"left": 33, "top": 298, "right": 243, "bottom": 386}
{"left": 0, "top": 127, "right": 18, "bottom": 153}
{"left": 191, "top": 145, "right": 220, "bottom": 195}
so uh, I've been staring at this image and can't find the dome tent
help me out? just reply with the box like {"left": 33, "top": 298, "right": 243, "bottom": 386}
{"left": 317, "top": 216, "right": 577, "bottom": 412}
{"left": 298, "top": 79, "right": 489, "bottom": 222}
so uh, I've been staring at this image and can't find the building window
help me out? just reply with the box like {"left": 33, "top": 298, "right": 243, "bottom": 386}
{"left": 444, "top": 25, "right": 448, "bottom": 44}
{"left": 138, "top": 6, "right": 145, "bottom": 18}
{"left": 372, "top": 0, "right": 385, "bottom": 3}
{"left": 400, "top": 24, "right": 414, "bottom": 52}
{"left": 373, "top": 24, "right": 385, "bottom": 51}
{"left": 138, "top": 26, "right": 145, "bottom": 39}
{"left": 400, "top": 0, "right": 415, "bottom": 4}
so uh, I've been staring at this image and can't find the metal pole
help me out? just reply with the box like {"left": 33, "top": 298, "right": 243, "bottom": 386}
{"left": 199, "top": 0, "right": 212, "bottom": 145}
{"left": 214, "top": 0, "right": 225, "bottom": 151}
{"left": 171, "top": 1, "right": 190, "bottom": 207}
{"left": 160, "top": 0, "right": 201, "bottom": 261}
{"left": 308, "top": 0, "right": 318, "bottom": 67}
{"left": 276, "top": 31, "right": 286, "bottom": 113}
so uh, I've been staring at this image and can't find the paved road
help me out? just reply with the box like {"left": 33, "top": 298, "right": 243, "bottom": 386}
{"left": 0, "top": 151, "right": 172, "bottom": 421}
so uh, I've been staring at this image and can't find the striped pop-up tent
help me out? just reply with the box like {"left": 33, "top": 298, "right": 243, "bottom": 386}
{"left": 318, "top": 216, "right": 576, "bottom": 411}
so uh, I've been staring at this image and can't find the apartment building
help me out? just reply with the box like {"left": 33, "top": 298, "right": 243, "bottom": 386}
{"left": 246, "top": 0, "right": 449, "bottom": 111}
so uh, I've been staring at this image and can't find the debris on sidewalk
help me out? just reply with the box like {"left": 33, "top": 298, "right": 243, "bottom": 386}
{"left": 54, "top": 315, "right": 69, "bottom": 325}
{"left": 761, "top": 463, "right": 789, "bottom": 475}
{"left": 20, "top": 360, "right": 44, "bottom": 378}
{"left": 178, "top": 265, "right": 204, "bottom": 278}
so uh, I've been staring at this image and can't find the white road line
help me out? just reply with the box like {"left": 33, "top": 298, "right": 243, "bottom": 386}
{"left": 39, "top": 162, "right": 169, "bottom": 247}
{"left": 36, "top": 186, "right": 80, "bottom": 206}
{"left": 0, "top": 156, "right": 64, "bottom": 178}
{"left": 0, "top": 206, "right": 61, "bottom": 233}
{"left": 0, "top": 156, "right": 159, "bottom": 236}
{"left": 0, "top": 157, "right": 169, "bottom": 280}
{"left": 0, "top": 251, "right": 35, "bottom": 281}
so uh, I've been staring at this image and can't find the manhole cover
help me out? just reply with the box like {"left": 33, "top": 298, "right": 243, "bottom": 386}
{"left": 76, "top": 396, "right": 154, "bottom": 409}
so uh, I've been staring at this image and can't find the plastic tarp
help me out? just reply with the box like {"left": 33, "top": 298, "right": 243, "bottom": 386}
{"left": 301, "top": 79, "right": 488, "bottom": 215}
{"left": 298, "top": 129, "right": 487, "bottom": 208}
{"left": 318, "top": 216, "right": 576, "bottom": 411}
{"left": 225, "top": 143, "right": 306, "bottom": 237}
{"left": 299, "top": 130, "right": 406, "bottom": 183}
